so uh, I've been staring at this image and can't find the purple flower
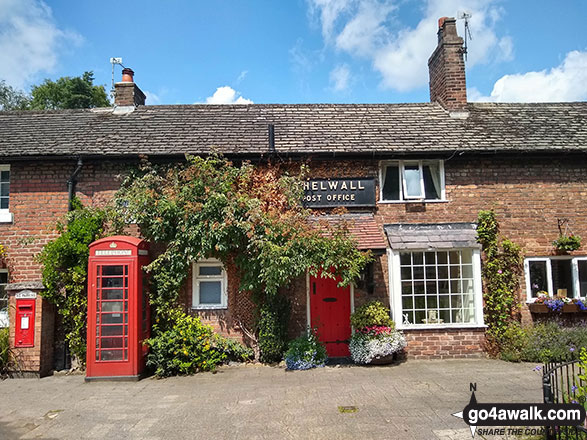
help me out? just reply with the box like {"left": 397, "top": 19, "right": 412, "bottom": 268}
{"left": 571, "top": 347, "right": 576, "bottom": 352}
{"left": 572, "top": 400, "right": 579, "bottom": 404}
{"left": 532, "top": 283, "right": 539, "bottom": 289}
{"left": 572, "top": 385, "right": 578, "bottom": 393}
{"left": 533, "top": 366, "right": 542, "bottom": 371}
{"left": 497, "top": 269, "right": 503, "bottom": 274}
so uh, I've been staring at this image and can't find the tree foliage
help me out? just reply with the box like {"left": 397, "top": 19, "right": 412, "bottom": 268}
{"left": 113, "top": 155, "right": 372, "bottom": 359}
{"left": 477, "top": 210, "right": 522, "bottom": 353}
{"left": 29, "top": 71, "right": 109, "bottom": 110}
{"left": 0, "top": 80, "right": 31, "bottom": 111}
{"left": 37, "top": 200, "right": 107, "bottom": 365}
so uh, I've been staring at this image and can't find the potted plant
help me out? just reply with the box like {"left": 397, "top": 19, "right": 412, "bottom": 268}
{"left": 530, "top": 293, "right": 587, "bottom": 313}
{"left": 284, "top": 329, "right": 327, "bottom": 370}
{"left": 553, "top": 234, "right": 581, "bottom": 253}
{"left": 349, "top": 301, "right": 406, "bottom": 365}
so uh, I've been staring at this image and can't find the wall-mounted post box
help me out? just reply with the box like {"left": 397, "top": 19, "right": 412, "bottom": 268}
{"left": 15, "top": 298, "right": 35, "bottom": 347}
{"left": 86, "top": 236, "right": 150, "bottom": 381}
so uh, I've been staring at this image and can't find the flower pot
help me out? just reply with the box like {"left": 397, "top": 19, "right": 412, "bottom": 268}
{"left": 368, "top": 353, "right": 396, "bottom": 365}
{"left": 563, "top": 304, "right": 580, "bottom": 313}
{"left": 529, "top": 303, "right": 549, "bottom": 314}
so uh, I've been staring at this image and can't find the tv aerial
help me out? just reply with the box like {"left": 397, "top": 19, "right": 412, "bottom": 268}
{"left": 457, "top": 12, "right": 472, "bottom": 61}
{"left": 109, "top": 57, "right": 125, "bottom": 100}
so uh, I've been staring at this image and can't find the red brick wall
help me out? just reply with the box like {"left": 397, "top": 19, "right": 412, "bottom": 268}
{"left": 3, "top": 155, "right": 587, "bottom": 359}
{"left": 405, "top": 328, "right": 486, "bottom": 359}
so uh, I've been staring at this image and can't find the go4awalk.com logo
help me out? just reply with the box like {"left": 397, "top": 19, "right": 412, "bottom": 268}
{"left": 452, "top": 383, "right": 586, "bottom": 438}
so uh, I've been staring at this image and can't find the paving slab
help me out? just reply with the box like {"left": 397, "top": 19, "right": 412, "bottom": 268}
{"left": 0, "top": 359, "right": 542, "bottom": 439}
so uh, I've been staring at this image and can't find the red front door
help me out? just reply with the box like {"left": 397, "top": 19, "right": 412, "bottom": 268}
{"left": 309, "top": 273, "right": 351, "bottom": 357}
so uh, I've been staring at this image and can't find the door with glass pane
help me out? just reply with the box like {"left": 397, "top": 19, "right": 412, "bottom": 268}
{"left": 94, "top": 263, "right": 131, "bottom": 362}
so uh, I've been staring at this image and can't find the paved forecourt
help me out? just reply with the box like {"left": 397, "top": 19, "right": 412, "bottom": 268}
{"left": 0, "top": 359, "right": 541, "bottom": 440}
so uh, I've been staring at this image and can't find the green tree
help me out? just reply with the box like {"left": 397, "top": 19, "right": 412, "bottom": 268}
{"left": 29, "top": 71, "right": 110, "bottom": 110}
{"left": 0, "top": 80, "right": 31, "bottom": 110}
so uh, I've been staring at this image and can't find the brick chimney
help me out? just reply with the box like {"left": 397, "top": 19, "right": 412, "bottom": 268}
{"left": 114, "top": 68, "right": 146, "bottom": 107}
{"left": 428, "top": 17, "right": 467, "bottom": 110}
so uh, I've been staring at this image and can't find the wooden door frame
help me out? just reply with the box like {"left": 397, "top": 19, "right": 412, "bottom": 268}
{"left": 305, "top": 270, "right": 354, "bottom": 330}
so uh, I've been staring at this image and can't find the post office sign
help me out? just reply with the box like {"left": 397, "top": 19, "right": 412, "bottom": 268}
{"left": 303, "top": 178, "right": 376, "bottom": 208}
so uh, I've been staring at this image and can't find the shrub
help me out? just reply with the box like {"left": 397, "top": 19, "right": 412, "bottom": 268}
{"left": 257, "top": 293, "right": 290, "bottom": 363}
{"left": 284, "top": 330, "right": 327, "bottom": 370}
{"left": 349, "top": 327, "right": 406, "bottom": 364}
{"left": 350, "top": 301, "right": 394, "bottom": 330}
{"left": 146, "top": 309, "right": 227, "bottom": 377}
{"left": 0, "top": 327, "right": 13, "bottom": 377}
{"left": 499, "top": 322, "right": 587, "bottom": 363}
{"left": 213, "top": 335, "right": 254, "bottom": 363}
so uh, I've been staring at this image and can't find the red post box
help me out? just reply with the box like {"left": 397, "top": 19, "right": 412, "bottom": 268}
{"left": 15, "top": 298, "right": 35, "bottom": 347}
{"left": 86, "top": 236, "right": 150, "bottom": 381}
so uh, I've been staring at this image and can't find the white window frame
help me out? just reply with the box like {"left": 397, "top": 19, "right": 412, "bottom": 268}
{"left": 379, "top": 160, "right": 446, "bottom": 203}
{"left": 0, "top": 268, "right": 9, "bottom": 328}
{"left": 0, "top": 165, "right": 12, "bottom": 223}
{"left": 524, "top": 256, "right": 587, "bottom": 302}
{"left": 191, "top": 259, "right": 228, "bottom": 310}
{"left": 388, "top": 247, "right": 485, "bottom": 330}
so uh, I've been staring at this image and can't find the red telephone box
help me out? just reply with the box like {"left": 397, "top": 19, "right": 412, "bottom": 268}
{"left": 86, "top": 236, "right": 150, "bottom": 381}
{"left": 15, "top": 298, "right": 36, "bottom": 347}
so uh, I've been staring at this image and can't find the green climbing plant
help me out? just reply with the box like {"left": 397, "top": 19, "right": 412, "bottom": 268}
{"left": 476, "top": 210, "right": 522, "bottom": 353}
{"left": 112, "top": 155, "right": 371, "bottom": 363}
{"left": 37, "top": 199, "right": 107, "bottom": 366}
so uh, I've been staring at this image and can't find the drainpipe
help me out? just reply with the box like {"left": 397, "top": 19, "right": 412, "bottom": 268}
{"left": 67, "top": 157, "right": 83, "bottom": 211}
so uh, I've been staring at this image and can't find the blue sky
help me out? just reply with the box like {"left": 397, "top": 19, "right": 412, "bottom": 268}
{"left": 1, "top": 0, "right": 586, "bottom": 105}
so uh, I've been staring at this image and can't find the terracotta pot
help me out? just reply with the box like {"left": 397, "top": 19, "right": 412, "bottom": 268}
{"left": 368, "top": 353, "right": 396, "bottom": 365}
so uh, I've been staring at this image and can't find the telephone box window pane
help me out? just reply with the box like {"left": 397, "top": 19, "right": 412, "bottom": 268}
{"left": 101, "top": 350, "right": 123, "bottom": 361}
{"left": 102, "top": 277, "right": 123, "bottom": 288}
{"left": 579, "top": 261, "right": 587, "bottom": 297}
{"left": 404, "top": 165, "right": 422, "bottom": 198}
{"left": 101, "top": 302, "right": 123, "bottom": 313}
{"left": 200, "top": 281, "right": 222, "bottom": 304}
{"left": 101, "top": 337, "right": 124, "bottom": 349}
{"left": 102, "top": 289, "right": 123, "bottom": 300}
{"left": 529, "top": 261, "right": 548, "bottom": 297}
{"left": 199, "top": 266, "right": 222, "bottom": 276}
{"left": 552, "top": 259, "right": 573, "bottom": 297}
{"left": 103, "top": 266, "right": 124, "bottom": 276}
{"left": 101, "top": 325, "right": 123, "bottom": 336}
{"left": 102, "top": 313, "right": 123, "bottom": 324}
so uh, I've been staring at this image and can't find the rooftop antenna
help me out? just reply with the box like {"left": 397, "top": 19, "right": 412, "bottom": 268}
{"left": 109, "top": 57, "right": 125, "bottom": 101}
{"left": 457, "top": 12, "right": 472, "bottom": 61}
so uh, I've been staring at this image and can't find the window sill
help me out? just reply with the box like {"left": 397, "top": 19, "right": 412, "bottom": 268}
{"left": 396, "top": 323, "right": 487, "bottom": 331}
{"left": 0, "top": 211, "right": 13, "bottom": 223}
{"left": 378, "top": 199, "right": 450, "bottom": 205}
{"left": 191, "top": 306, "right": 228, "bottom": 311}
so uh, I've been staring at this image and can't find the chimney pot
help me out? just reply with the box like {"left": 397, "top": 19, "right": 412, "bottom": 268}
{"left": 121, "top": 68, "right": 135, "bottom": 83}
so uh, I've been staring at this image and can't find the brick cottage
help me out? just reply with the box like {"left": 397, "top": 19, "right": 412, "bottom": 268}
{"left": 1, "top": 17, "right": 587, "bottom": 375}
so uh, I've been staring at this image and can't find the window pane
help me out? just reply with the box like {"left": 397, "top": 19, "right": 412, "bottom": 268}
{"left": 103, "top": 266, "right": 124, "bottom": 276}
{"left": 578, "top": 261, "right": 587, "bottom": 297}
{"left": 423, "top": 165, "right": 440, "bottom": 199}
{"left": 529, "top": 261, "right": 548, "bottom": 297}
{"left": 0, "top": 198, "right": 7, "bottom": 209}
{"left": 0, "top": 183, "right": 8, "bottom": 197}
{"left": 0, "top": 171, "right": 8, "bottom": 182}
{"left": 404, "top": 165, "right": 422, "bottom": 198}
{"left": 382, "top": 166, "right": 400, "bottom": 200}
{"left": 199, "top": 266, "right": 222, "bottom": 276}
{"left": 551, "top": 259, "right": 573, "bottom": 297}
{"left": 199, "top": 281, "right": 222, "bottom": 304}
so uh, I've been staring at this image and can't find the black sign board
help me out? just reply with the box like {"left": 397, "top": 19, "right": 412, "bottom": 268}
{"left": 303, "top": 178, "right": 376, "bottom": 208}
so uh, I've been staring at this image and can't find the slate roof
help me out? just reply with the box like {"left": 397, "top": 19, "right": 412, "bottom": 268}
{"left": 384, "top": 223, "right": 480, "bottom": 250}
{"left": 311, "top": 214, "right": 387, "bottom": 250}
{"left": 0, "top": 102, "right": 586, "bottom": 158}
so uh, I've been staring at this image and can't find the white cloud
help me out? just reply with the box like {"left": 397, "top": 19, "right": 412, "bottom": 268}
{"left": 0, "top": 0, "right": 82, "bottom": 89}
{"left": 469, "top": 50, "right": 587, "bottom": 102}
{"left": 144, "top": 90, "right": 161, "bottom": 105}
{"left": 204, "top": 86, "right": 253, "bottom": 104}
{"left": 236, "top": 70, "right": 248, "bottom": 84}
{"left": 307, "top": 0, "right": 513, "bottom": 92}
{"left": 329, "top": 64, "right": 352, "bottom": 91}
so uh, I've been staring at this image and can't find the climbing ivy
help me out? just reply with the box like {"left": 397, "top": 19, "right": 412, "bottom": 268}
{"left": 37, "top": 199, "right": 107, "bottom": 366}
{"left": 476, "top": 210, "right": 522, "bottom": 353}
{"left": 113, "top": 155, "right": 371, "bottom": 360}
